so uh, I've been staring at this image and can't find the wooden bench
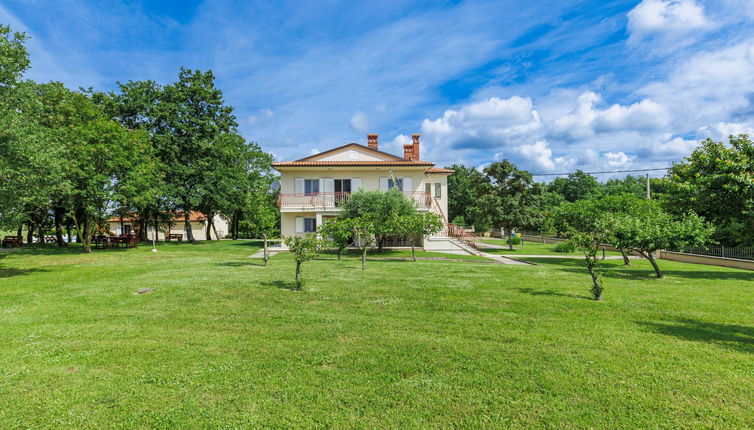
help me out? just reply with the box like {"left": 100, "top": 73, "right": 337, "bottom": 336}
{"left": 2, "top": 236, "right": 23, "bottom": 248}
{"left": 166, "top": 234, "right": 183, "bottom": 242}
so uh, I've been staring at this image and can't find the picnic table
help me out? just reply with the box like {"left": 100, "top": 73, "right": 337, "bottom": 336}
{"left": 93, "top": 234, "right": 139, "bottom": 249}
{"left": 166, "top": 233, "right": 183, "bottom": 242}
{"left": 2, "top": 236, "right": 23, "bottom": 248}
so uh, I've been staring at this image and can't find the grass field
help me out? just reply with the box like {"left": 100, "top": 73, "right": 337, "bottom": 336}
{"left": 1, "top": 241, "right": 752, "bottom": 428}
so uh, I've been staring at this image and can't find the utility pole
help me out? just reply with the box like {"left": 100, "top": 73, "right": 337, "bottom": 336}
{"left": 646, "top": 173, "right": 651, "bottom": 199}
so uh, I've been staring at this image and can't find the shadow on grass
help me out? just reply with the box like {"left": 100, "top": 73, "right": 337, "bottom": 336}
{"left": 637, "top": 318, "right": 754, "bottom": 354}
{"left": 217, "top": 260, "right": 266, "bottom": 267}
{"left": 515, "top": 287, "right": 593, "bottom": 301}
{"left": 0, "top": 265, "right": 50, "bottom": 279}
{"left": 521, "top": 257, "right": 754, "bottom": 281}
{"left": 261, "top": 280, "right": 299, "bottom": 291}
{"left": 229, "top": 240, "right": 265, "bottom": 247}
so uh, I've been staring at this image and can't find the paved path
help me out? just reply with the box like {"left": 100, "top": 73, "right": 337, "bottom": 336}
{"left": 477, "top": 251, "right": 533, "bottom": 265}
{"left": 249, "top": 249, "right": 279, "bottom": 259}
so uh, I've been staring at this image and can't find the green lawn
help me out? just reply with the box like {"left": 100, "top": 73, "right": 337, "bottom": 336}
{"left": 1, "top": 241, "right": 752, "bottom": 428}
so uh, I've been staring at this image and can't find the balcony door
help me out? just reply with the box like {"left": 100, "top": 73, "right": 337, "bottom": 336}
{"left": 304, "top": 179, "right": 319, "bottom": 195}
{"left": 334, "top": 179, "right": 351, "bottom": 193}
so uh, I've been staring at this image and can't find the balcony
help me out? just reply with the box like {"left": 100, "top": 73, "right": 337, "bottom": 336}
{"left": 277, "top": 191, "right": 433, "bottom": 211}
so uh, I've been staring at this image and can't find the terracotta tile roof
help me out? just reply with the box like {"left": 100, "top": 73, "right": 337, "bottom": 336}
{"left": 425, "top": 167, "right": 455, "bottom": 174}
{"left": 272, "top": 160, "right": 435, "bottom": 167}
{"left": 107, "top": 211, "right": 208, "bottom": 223}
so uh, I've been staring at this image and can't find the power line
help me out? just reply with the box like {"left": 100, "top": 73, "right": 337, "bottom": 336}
{"left": 531, "top": 167, "right": 670, "bottom": 176}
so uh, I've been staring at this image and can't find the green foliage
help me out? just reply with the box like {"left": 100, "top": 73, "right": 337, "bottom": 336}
{"left": 547, "top": 170, "right": 601, "bottom": 202}
{"left": 284, "top": 233, "right": 328, "bottom": 290}
{"left": 318, "top": 218, "right": 354, "bottom": 260}
{"left": 446, "top": 164, "right": 487, "bottom": 229}
{"left": 341, "top": 189, "right": 416, "bottom": 252}
{"left": 476, "top": 160, "right": 544, "bottom": 249}
{"left": 391, "top": 212, "right": 444, "bottom": 261}
{"left": 506, "top": 237, "right": 521, "bottom": 246}
{"left": 554, "top": 241, "right": 576, "bottom": 253}
{"left": 665, "top": 135, "right": 754, "bottom": 246}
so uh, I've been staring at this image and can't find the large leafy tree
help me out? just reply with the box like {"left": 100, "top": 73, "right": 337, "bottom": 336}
{"left": 153, "top": 68, "right": 238, "bottom": 242}
{"left": 665, "top": 135, "right": 754, "bottom": 247}
{"left": 476, "top": 160, "right": 544, "bottom": 250}
{"left": 445, "top": 164, "right": 485, "bottom": 227}
{"left": 547, "top": 170, "right": 601, "bottom": 202}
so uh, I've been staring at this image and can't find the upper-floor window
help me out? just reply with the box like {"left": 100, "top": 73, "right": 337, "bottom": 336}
{"left": 334, "top": 179, "right": 351, "bottom": 193}
{"left": 434, "top": 183, "right": 442, "bottom": 199}
{"left": 304, "top": 179, "right": 319, "bottom": 195}
{"left": 388, "top": 178, "right": 403, "bottom": 191}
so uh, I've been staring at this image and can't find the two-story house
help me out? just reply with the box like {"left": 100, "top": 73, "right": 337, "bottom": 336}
{"left": 272, "top": 134, "right": 473, "bottom": 252}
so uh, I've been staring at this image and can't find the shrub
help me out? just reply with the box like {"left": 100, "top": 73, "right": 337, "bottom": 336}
{"left": 506, "top": 237, "right": 521, "bottom": 246}
{"left": 554, "top": 241, "right": 576, "bottom": 253}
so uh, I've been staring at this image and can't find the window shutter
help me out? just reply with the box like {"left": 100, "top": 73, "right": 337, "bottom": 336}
{"left": 324, "top": 178, "right": 334, "bottom": 193}
{"left": 295, "top": 217, "right": 304, "bottom": 233}
{"left": 402, "top": 177, "right": 412, "bottom": 193}
{"left": 435, "top": 183, "right": 442, "bottom": 199}
{"left": 379, "top": 177, "right": 388, "bottom": 191}
{"left": 294, "top": 178, "right": 304, "bottom": 194}
{"left": 352, "top": 178, "right": 362, "bottom": 191}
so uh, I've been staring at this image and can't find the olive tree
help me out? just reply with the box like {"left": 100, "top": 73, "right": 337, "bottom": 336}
{"left": 284, "top": 234, "right": 329, "bottom": 290}
{"left": 318, "top": 218, "right": 353, "bottom": 261}
{"left": 393, "top": 212, "right": 444, "bottom": 262}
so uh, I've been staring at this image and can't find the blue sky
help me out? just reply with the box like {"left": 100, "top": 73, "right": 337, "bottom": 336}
{"left": 2, "top": 0, "right": 754, "bottom": 179}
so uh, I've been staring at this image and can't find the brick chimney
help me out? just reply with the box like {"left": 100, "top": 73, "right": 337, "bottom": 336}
{"left": 403, "top": 133, "right": 421, "bottom": 161}
{"left": 367, "top": 134, "right": 378, "bottom": 150}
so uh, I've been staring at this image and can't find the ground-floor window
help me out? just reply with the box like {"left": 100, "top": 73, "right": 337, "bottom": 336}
{"left": 296, "top": 216, "right": 317, "bottom": 233}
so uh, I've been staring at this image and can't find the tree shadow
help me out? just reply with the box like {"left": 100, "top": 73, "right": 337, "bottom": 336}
{"left": 261, "top": 280, "right": 299, "bottom": 291}
{"left": 514, "top": 287, "right": 593, "bottom": 301}
{"left": 636, "top": 318, "right": 754, "bottom": 354}
{"left": 216, "top": 260, "right": 266, "bottom": 267}
{"left": 0, "top": 266, "right": 50, "bottom": 279}
{"left": 229, "top": 240, "right": 265, "bottom": 247}
{"left": 521, "top": 258, "right": 754, "bottom": 282}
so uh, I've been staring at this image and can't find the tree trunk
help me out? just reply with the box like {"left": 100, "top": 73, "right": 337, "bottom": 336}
{"left": 362, "top": 246, "right": 367, "bottom": 271}
{"left": 54, "top": 206, "right": 66, "bottom": 247}
{"left": 377, "top": 235, "right": 384, "bottom": 253}
{"left": 411, "top": 238, "right": 416, "bottom": 262}
{"left": 66, "top": 220, "right": 72, "bottom": 243}
{"left": 645, "top": 251, "right": 664, "bottom": 279}
{"left": 17, "top": 224, "right": 23, "bottom": 238}
{"left": 183, "top": 208, "right": 195, "bottom": 242}
{"left": 212, "top": 221, "right": 220, "bottom": 241}
{"left": 26, "top": 222, "right": 34, "bottom": 245}
{"left": 73, "top": 213, "right": 93, "bottom": 253}
{"left": 231, "top": 212, "right": 239, "bottom": 240}
{"left": 206, "top": 213, "right": 213, "bottom": 240}
{"left": 39, "top": 223, "right": 46, "bottom": 244}
{"left": 263, "top": 233, "right": 269, "bottom": 266}
{"left": 295, "top": 260, "right": 302, "bottom": 290}
{"left": 505, "top": 227, "right": 513, "bottom": 250}
{"left": 588, "top": 265, "right": 602, "bottom": 301}
{"left": 138, "top": 211, "right": 148, "bottom": 241}
{"left": 619, "top": 248, "right": 631, "bottom": 265}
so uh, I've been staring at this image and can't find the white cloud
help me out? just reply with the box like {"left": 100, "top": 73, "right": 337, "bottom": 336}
{"left": 604, "top": 151, "right": 630, "bottom": 167}
{"left": 349, "top": 111, "right": 369, "bottom": 133}
{"left": 508, "top": 140, "right": 569, "bottom": 172}
{"left": 627, "top": 0, "right": 713, "bottom": 43}
{"left": 697, "top": 121, "right": 754, "bottom": 140}
{"left": 549, "top": 92, "right": 670, "bottom": 140}
{"left": 637, "top": 136, "right": 698, "bottom": 159}
{"left": 421, "top": 96, "right": 542, "bottom": 151}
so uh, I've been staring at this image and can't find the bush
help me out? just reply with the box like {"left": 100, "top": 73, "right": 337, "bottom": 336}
{"left": 506, "top": 237, "right": 521, "bottom": 246}
{"left": 554, "top": 241, "right": 576, "bottom": 253}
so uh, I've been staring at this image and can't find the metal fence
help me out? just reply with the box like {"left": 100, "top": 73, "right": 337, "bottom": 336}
{"left": 667, "top": 245, "right": 754, "bottom": 261}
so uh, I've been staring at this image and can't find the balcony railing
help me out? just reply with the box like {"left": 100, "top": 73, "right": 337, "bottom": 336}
{"left": 277, "top": 191, "right": 433, "bottom": 210}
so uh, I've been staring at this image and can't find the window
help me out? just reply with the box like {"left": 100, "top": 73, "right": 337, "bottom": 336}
{"left": 388, "top": 178, "right": 403, "bottom": 191}
{"left": 304, "top": 217, "right": 317, "bottom": 232}
{"left": 334, "top": 179, "right": 351, "bottom": 193}
{"left": 304, "top": 179, "right": 319, "bottom": 195}
{"left": 435, "top": 183, "right": 442, "bottom": 199}
{"left": 425, "top": 182, "right": 431, "bottom": 195}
